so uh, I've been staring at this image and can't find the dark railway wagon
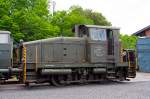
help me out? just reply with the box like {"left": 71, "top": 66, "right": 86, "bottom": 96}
{"left": 19, "top": 25, "right": 136, "bottom": 86}
{"left": 0, "top": 31, "right": 21, "bottom": 83}
{"left": 0, "top": 31, "right": 12, "bottom": 81}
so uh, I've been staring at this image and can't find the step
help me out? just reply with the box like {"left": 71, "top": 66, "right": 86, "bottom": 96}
{"left": 107, "top": 71, "right": 116, "bottom": 74}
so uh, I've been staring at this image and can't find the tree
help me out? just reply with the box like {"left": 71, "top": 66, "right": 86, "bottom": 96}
{"left": 51, "top": 5, "right": 111, "bottom": 36}
{"left": 120, "top": 34, "right": 138, "bottom": 50}
{"left": 84, "top": 9, "right": 111, "bottom": 26}
{"left": 0, "top": 2, "right": 112, "bottom": 41}
{"left": 0, "top": 0, "right": 59, "bottom": 42}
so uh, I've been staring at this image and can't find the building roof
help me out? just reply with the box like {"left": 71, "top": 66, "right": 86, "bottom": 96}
{"left": 132, "top": 25, "right": 150, "bottom": 36}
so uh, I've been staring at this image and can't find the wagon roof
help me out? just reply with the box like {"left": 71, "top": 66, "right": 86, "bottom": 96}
{"left": 0, "top": 31, "right": 11, "bottom": 34}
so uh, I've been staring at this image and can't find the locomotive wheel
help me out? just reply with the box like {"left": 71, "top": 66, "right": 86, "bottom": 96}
{"left": 51, "top": 75, "right": 66, "bottom": 87}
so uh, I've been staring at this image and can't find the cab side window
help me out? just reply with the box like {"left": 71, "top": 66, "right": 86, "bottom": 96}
{"left": 89, "top": 28, "right": 106, "bottom": 41}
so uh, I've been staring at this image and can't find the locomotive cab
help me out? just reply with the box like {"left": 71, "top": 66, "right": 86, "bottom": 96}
{"left": 74, "top": 25, "right": 136, "bottom": 79}
{"left": 74, "top": 25, "right": 120, "bottom": 64}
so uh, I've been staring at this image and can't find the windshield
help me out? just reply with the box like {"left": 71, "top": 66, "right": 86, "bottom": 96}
{"left": 89, "top": 28, "right": 106, "bottom": 41}
{"left": 0, "top": 33, "right": 9, "bottom": 44}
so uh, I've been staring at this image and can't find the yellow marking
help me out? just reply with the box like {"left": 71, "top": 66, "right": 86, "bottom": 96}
{"left": 23, "top": 45, "right": 27, "bottom": 83}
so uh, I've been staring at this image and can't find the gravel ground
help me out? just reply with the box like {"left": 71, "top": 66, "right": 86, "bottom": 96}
{"left": 0, "top": 72, "right": 150, "bottom": 99}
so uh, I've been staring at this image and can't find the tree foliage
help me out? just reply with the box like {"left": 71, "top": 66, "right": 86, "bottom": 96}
{"left": 51, "top": 6, "right": 111, "bottom": 36}
{"left": 120, "top": 34, "right": 138, "bottom": 50}
{"left": 0, "top": 1, "right": 137, "bottom": 49}
{"left": 0, "top": 0, "right": 59, "bottom": 42}
{"left": 0, "top": 2, "right": 111, "bottom": 42}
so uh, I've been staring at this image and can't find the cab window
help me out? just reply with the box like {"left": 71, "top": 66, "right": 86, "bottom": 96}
{"left": 89, "top": 28, "right": 106, "bottom": 41}
{"left": 0, "top": 33, "right": 9, "bottom": 44}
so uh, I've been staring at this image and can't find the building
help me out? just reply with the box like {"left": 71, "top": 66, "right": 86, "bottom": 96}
{"left": 134, "top": 25, "right": 150, "bottom": 72}
{"left": 133, "top": 25, "right": 150, "bottom": 37}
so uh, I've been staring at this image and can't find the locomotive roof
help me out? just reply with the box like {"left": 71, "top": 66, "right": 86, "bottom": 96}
{"left": 0, "top": 31, "right": 11, "bottom": 34}
{"left": 23, "top": 37, "right": 85, "bottom": 45}
{"left": 82, "top": 25, "right": 120, "bottom": 30}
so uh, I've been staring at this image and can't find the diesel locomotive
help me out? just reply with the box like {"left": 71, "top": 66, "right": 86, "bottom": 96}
{"left": 0, "top": 25, "right": 136, "bottom": 86}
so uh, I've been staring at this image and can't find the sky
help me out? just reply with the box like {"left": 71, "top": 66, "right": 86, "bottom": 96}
{"left": 52, "top": 0, "right": 150, "bottom": 35}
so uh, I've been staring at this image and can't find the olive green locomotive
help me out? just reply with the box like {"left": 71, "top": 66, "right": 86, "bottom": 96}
{"left": 0, "top": 25, "right": 136, "bottom": 86}
{"left": 20, "top": 25, "right": 136, "bottom": 86}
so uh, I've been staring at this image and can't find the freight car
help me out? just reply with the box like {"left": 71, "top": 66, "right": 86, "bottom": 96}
{"left": 0, "top": 25, "right": 136, "bottom": 86}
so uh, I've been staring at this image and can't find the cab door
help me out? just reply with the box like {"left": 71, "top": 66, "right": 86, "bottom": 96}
{"left": 106, "top": 29, "right": 115, "bottom": 62}
{"left": 88, "top": 28, "right": 107, "bottom": 63}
